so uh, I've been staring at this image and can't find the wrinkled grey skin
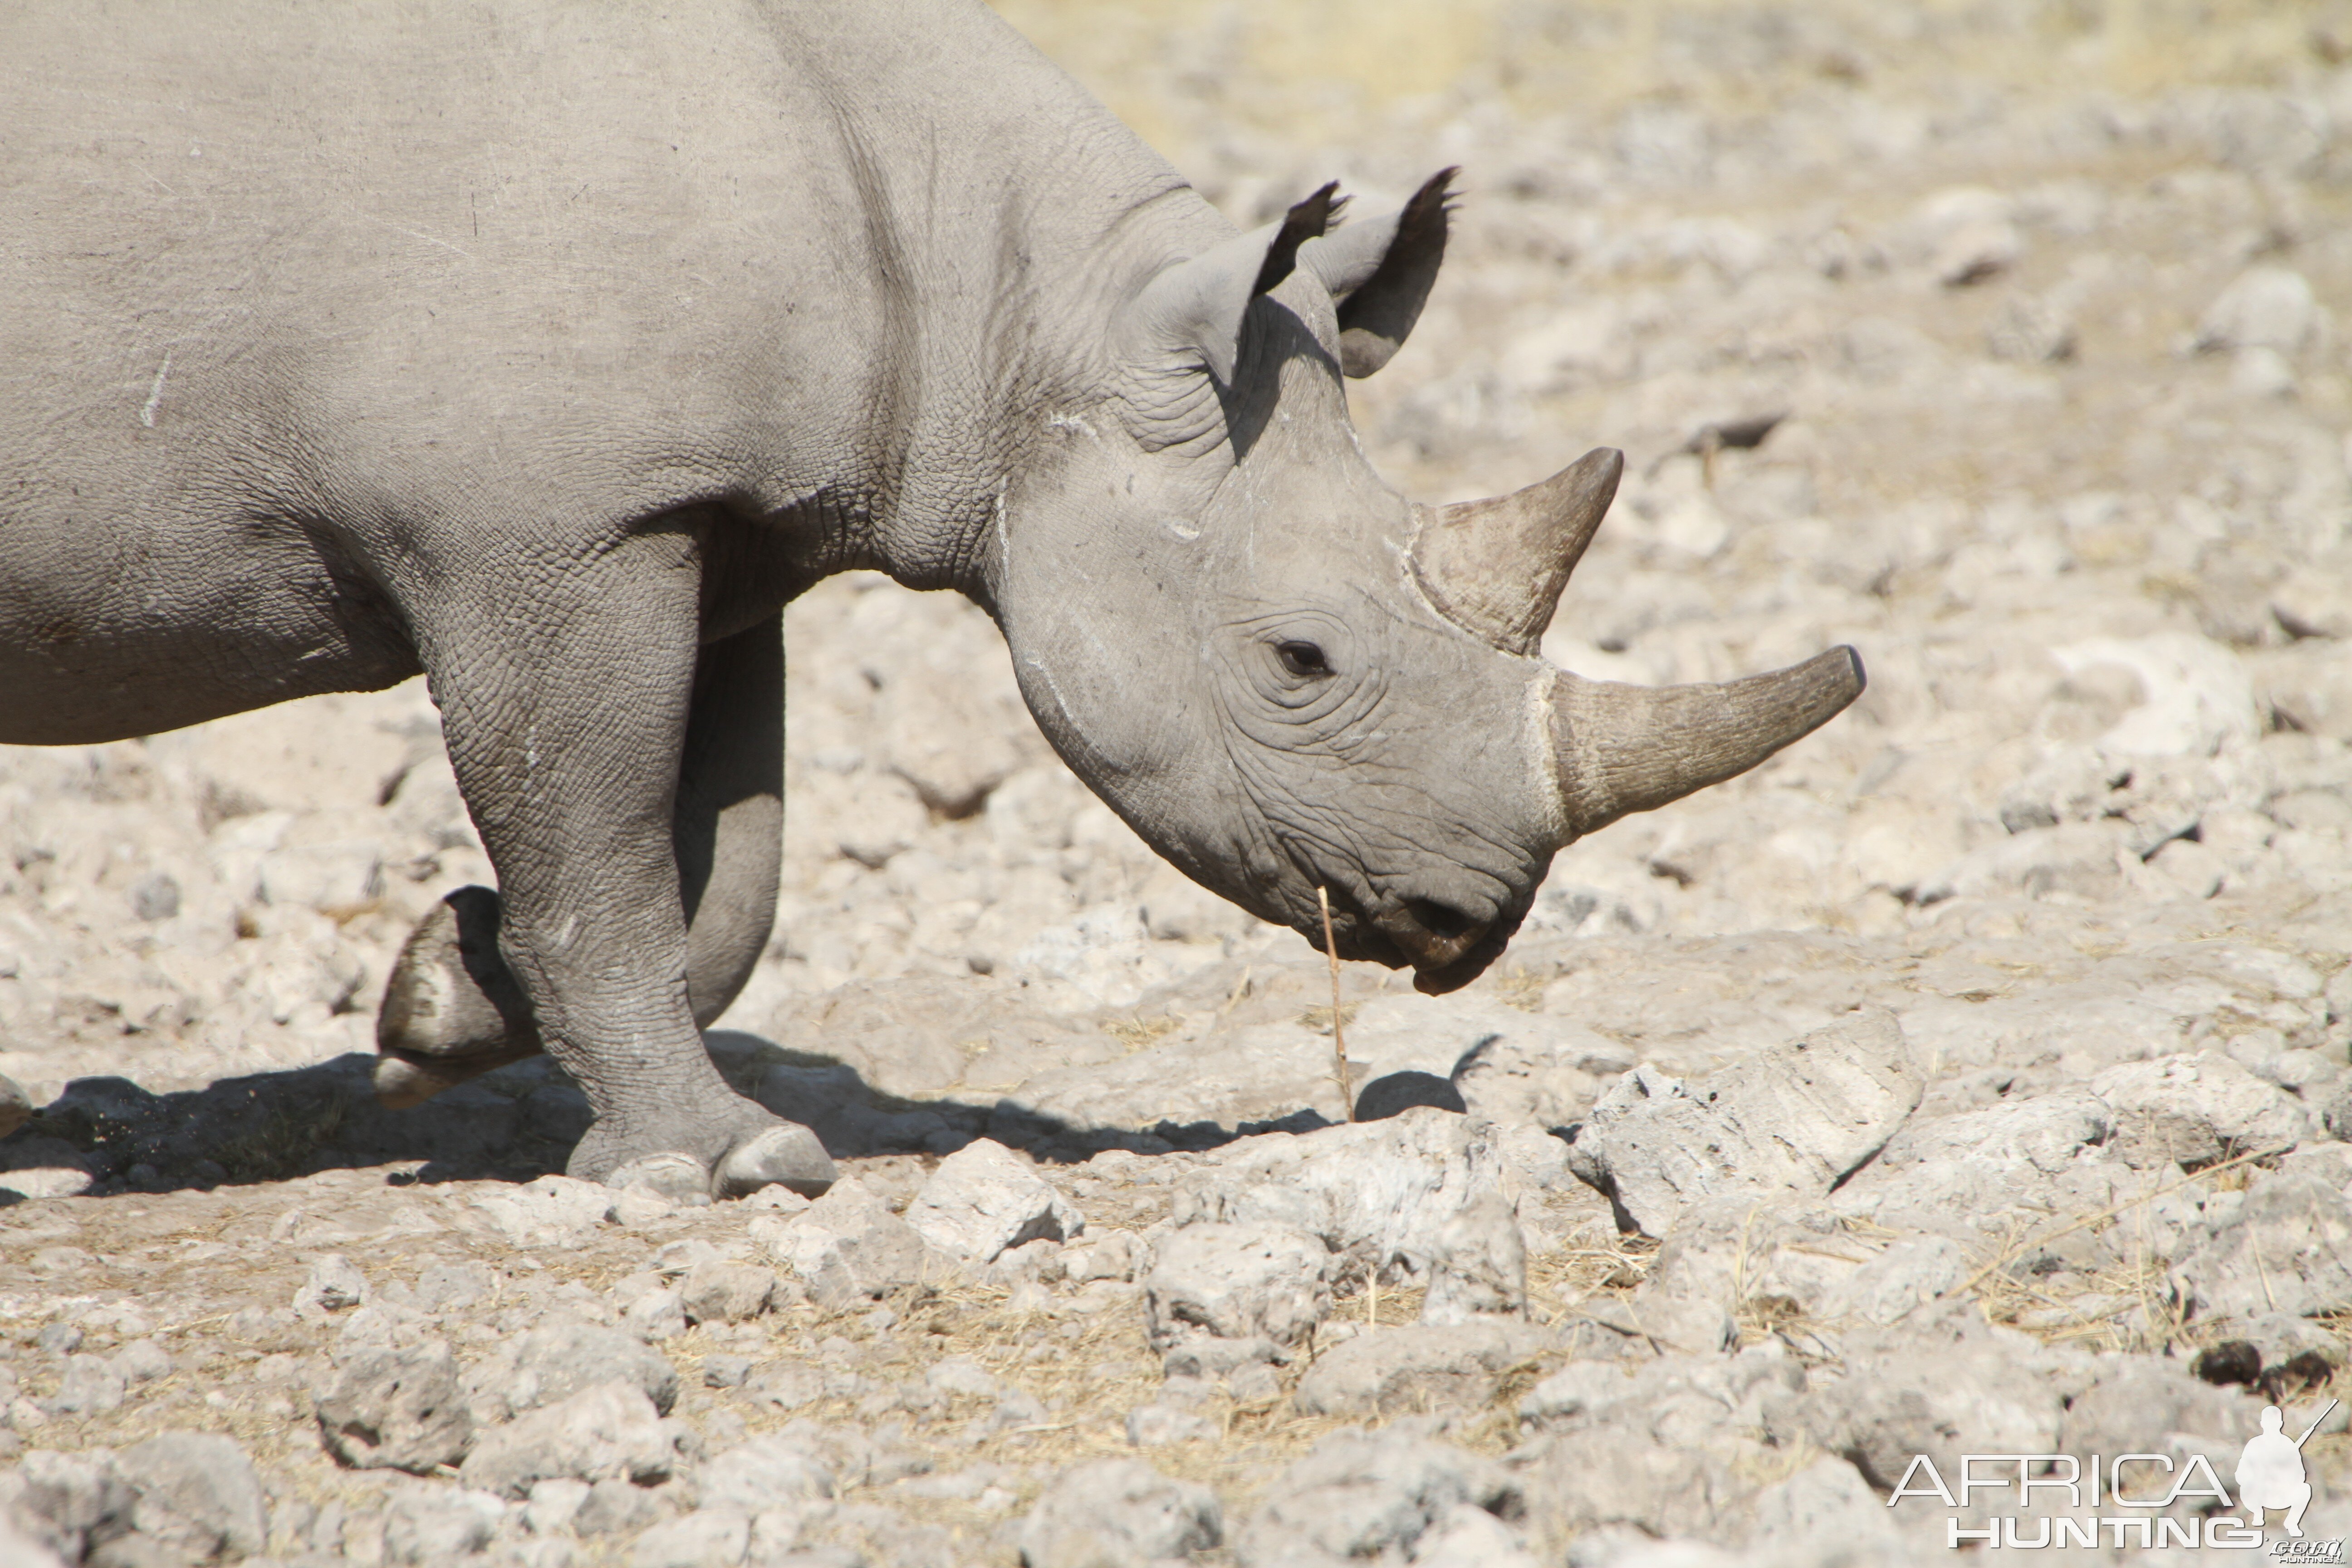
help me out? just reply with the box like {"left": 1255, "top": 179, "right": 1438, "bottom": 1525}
{"left": 0, "top": 0, "right": 1857, "bottom": 1197}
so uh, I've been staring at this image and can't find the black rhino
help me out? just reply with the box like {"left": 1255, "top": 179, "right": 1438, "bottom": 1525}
{"left": 0, "top": 0, "right": 1861, "bottom": 1198}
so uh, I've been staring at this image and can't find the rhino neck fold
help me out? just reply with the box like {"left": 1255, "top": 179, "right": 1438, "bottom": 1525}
{"left": 773, "top": 6, "right": 1233, "bottom": 612}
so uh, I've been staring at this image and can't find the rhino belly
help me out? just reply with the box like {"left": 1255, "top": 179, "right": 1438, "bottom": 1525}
{"left": 0, "top": 510, "right": 421, "bottom": 746}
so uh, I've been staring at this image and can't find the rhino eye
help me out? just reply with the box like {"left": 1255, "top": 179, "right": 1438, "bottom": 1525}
{"left": 1276, "top": 641, "right": 1331, "bottom": 679}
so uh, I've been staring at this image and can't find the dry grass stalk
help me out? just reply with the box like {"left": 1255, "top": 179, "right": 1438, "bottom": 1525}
{"left": 1520, "top": 1205, "right": 1659, "bottom": 1349}
{"left": 1103, "top": 1014, "right": 1182, "bottom": 1051}
{"left": 1317, "top": 886, "right": 1355, "bottom": 1122}
{"left": 1932, "top": 1140, "right": 2292, "bottom": 1313}
{"left": 1885, "top": 1142, "right": 2327, "bottom": 1361}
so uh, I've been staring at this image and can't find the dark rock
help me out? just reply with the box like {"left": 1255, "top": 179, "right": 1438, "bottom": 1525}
{"left": 2265, "top": 1350, "right": 2337, "bottom": 1402}
{"left": 314, "top": 1341, "right": 475, "bottom": 1473}
{"left": 2192, "top": 1339, "right": 2263, "bottom": 1387}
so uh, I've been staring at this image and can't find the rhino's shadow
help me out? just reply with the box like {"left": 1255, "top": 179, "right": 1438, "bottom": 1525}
{"left": 0, "top": 1027, "right": 1418, "bottom": 1202}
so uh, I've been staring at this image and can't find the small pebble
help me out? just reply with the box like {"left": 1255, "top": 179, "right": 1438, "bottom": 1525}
{"left": 1225, "top": 1362, "right": 1282, "bottom": 1403}
{"left": 1126, "top": 1403, "right": 1216, "bottom": 1446}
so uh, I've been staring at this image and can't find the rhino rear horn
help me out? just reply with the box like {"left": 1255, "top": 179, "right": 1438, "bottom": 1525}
{"left": 1548, "top": 648, "right": 1866, "bottom": 839}
{"left": 1122, "top": 182, "right": 1340, "bottom": 386}
{"left": 1300, "top": 167, "right": 1456, "bottom": 377}
{"left": 1408, "top": 446, "right": 1622, "bottom": 656}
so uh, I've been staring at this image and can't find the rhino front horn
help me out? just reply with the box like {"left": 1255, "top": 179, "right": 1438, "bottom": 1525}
{"left": 1548, "top": 647, "right": 1866, "bottom": 840}
{"left": 1408, "top": 446, "right": 1622, "bottom": 656}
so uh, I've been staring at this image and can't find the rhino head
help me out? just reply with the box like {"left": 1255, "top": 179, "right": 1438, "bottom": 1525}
{"left": 990, "top": 172, "right": 1862, "bottom": 994}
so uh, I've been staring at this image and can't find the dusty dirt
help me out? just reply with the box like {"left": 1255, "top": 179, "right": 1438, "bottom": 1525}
{"left": 5, "top": 1, "right": 2352, "bottom": 1564}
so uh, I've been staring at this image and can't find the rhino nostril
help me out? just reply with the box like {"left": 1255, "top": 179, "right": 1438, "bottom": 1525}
{"left": 1405, "top": 898, "right": 1480, "bottom": 942}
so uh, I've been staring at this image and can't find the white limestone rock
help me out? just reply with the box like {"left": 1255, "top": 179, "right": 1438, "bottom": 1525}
{"left": 905, "top": 1137, "right": 1083, "bottom": 1263}
{"left": 1564, "top": 1009, "right": 1920, "bottom": 1235}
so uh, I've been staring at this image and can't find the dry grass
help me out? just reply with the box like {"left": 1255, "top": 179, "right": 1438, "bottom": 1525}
{"left": 1529, "top": 1229, "right": 1659, "bottom": 1317}
{"left": 1451, "top": 1140, "right": 2352, "bottom": 1424}
{"left": 1493, "top": 968, "right": 1549, "bottom": 1013}
{"left": 618, "top": 1195, "right": 1672, "bottom": 1557}
{"left": 1293, "top": 1002, "right": 1362, "bottom": 1034}
{"left": 1938, "top": 1142, "right": 2292, "bottom": 1345}
{"left": 685, "top": 1271, "right": 1369, "bottom": 1553}
{"left": 1102, "top": 1014, "right": 1184, "bottom": 1051}
{"left": 1647, "top": 1143, "right": 2352, "bottom": 1383}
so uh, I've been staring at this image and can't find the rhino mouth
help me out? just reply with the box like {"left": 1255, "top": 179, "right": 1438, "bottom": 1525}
{"left": 1375, "top": 897, "right": 1490, "bottom": 972}
{"left": 1403, "top": 906, "right": 1521, "bottom": 995}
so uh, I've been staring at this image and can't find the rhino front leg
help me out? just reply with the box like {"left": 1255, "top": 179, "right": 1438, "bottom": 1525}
{"left": 372, "top": 613, "right": 785, "bottom": 1109}
{"left": 393, "top": 536, "right": 828, "bottom": 1199}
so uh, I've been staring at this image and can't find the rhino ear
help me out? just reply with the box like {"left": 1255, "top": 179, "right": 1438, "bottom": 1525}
{"left": 1300, "top": 167, "right": 1456, "bottom": 377}
{"left": 1122, "top": 183, "right": 1340, "bottom": 386}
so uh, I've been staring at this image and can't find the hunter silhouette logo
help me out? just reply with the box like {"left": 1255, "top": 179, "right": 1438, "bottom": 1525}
{"left": 2239, "top": 1401, "right": 2333, "bottom": 1539}
{"left": 1888, "top": 1396, "right": 2343, "bottom": 1551}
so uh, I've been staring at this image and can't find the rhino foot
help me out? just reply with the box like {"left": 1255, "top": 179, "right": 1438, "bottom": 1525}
{"left": 572, "top": 1104, "right": 836, "bottom": 1202}
{"left": 371, "top": 1042, "right": 543, "bottom": 1109}
{"left": 714, "top": 1123, "right": 836, "bottom": 1200}
{"left": 375, "top": 885, "right": 543, "bottom": 1106}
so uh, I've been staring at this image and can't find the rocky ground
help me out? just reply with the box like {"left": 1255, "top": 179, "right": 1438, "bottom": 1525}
{"left": 7, "top": 0, "right": 2352, "bottom": 1563}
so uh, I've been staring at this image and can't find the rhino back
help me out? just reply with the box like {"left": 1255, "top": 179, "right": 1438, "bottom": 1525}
{"left": 8, "top": 1, "right": 851, "bottom": 485}
{"left": 0, "top": 0, "right": 1191, "bottom": 739}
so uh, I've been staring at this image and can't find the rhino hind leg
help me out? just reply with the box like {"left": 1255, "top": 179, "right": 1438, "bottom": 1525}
{"left": 667, "top": 609, "right": 786, "bottom": 1036}
{"left": 373, "top": 612, "right": 787, "bottom": 1115}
